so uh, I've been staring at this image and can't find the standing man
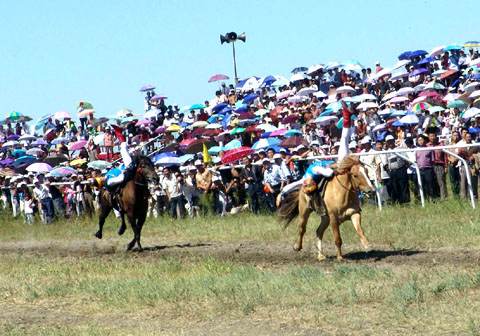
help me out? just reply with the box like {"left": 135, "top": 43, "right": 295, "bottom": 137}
{"left": 33, "top": 177, "right": 54, "bottom": 224}
{"left": 240, "top": 156, "right": 263, "bottom": 214}
{"left": 262, "top": 158, "right": 284, "bottom": 212}
{"left": 427, "top": 128, "right": 448, "bottom": 199}
{"left": 384, "top": 135, "right": 410, "bottom": 204}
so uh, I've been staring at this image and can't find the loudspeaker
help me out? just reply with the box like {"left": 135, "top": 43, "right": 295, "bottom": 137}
{"left": 227, "top": 32, "right": 237, "bottom": 41}
{"left": 220, "top": 34, "right": 229, "bottom": 44}
{"left": 237, "top": 32, "right": 246, "bottom": 42}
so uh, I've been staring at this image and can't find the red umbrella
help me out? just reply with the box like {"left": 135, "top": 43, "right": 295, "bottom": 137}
{"left": 279, "top": 137, "right": 309, "bottom": 148}
{"left": 208, "top": 74, "right": 229, "bottom": 83}
{"left": 440, "top": 69, "right": 458, "bottom": 80}
{"left": 244, "top": 125, "right": 261, "bottom": 133}
{"left": 222, "top": 147, "right": 254, "bottom": 164}
{"left": 203, "top": 129, "right": 221, "bottom": 137}
{"left": 191, "top": 127, "right": 206, "bottom": 137}
{"left": 281, "top": 114, "right": 299, "bottom": 124}
{"left": 180, "top": 138, "right": 196, "bottom": 147}
{"left": 238, "top": 112, "right": 255, "bottom": 120}
{"left": 184, "top": 139, "right": 217, "bottom": 154}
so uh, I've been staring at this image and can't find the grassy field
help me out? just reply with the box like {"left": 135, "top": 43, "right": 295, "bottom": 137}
{"left": 1, "top": 200, "right": 480, "bottom": 335}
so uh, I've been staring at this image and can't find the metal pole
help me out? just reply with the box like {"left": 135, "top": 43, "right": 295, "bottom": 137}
{"left": 362, "top": 162, "right": 382, "bottom": 211}
{"left": 394, "top": 153, "right": 425, "bottom": 208}
{"left": 232, "top": 42, "right": 238, "bottom": 86}
{"left": 442, "top": 149, "right": 476, "bottom": 209}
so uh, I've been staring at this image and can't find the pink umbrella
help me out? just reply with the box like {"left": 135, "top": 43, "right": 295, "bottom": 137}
{"left": 269, "top": 129, "right": 287, "bottom": 137}
{"left": 389, "top": 96, "right": 409, "bottom": 104}
{"left": 26, "top": 162, "right": 53, "bottom": 172}
{"left": 276, "top": 89, "right": 294, "bottom": 100}
{"left": 208, "top": 74, "right": 229, "bottom": 83}
{"left": 68, "top": 140, "right": 87, "bottom": 151}
{"left": 419, "top": 90, "right": 441, "bottom": 97}
{"left": 135, "top": 119, "right": 152, "bottom": 127}
{"left": 150, "top": 94, "right": 168, "bottom": 102}
{"left": 154, "top": 126, "right": 166, "bottom": 134}
{"left": 412, "top": 96, "right": 427, "bottom": 104}
{"left": 180, "top": 138, "right": 196, "bottom": 147}
{"left": 53, "top": 111, "right": 71, "bottom": 119}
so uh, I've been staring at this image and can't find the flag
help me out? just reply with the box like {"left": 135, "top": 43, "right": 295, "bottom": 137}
{"left": 203, "top": 143, "right": 211, "bottom": 164}
{"left": 111, "top": 125, "right": 125, "bottom": 143}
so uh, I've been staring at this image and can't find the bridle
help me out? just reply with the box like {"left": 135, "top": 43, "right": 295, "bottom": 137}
{"left": 334, "top": 164, "right": 363, "bottom": 194}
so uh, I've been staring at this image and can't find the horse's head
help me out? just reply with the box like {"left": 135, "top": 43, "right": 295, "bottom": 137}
{"left": 348, "top": 161, "right": 375, "bottom": 194}
{"left": 136, "top": 155, "right": 159, "bottom": 185}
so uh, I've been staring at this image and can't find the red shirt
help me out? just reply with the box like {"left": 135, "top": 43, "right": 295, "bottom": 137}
{"left": 342, "top": 107, "right": 353, "bottom": 128}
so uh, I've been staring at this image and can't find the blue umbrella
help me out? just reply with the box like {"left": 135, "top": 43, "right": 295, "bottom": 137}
{"left": 219, "top": 107, "right": 233, "bottom": 115}
{"left": 261, "top": 132, "right": 272, "bottom": 138}
{"left": 34, "top": 114, "right": 53, "bottom": 131}
{"left": 13, "top": 155, "right": 36, "bottom": 168}
{"left": 376, "top": 131, "right": 387, "bottom": 141}
{"left": 207, "top": 146, "right": 223, "bottom": 155}
{"left": 392, "top": 120, "right": 405, "bottom": 127}
{"left": 409, "top": 50, "right": 428, "bottom": 58}
{"left": 11, "top": 149, "right": 26, "bottom": 157}
{"left": 32, "top": 139, "right": 48, "bottom": 146}
{"left": 319, "top": 109, "right": 335, "bottom": 117}
{"left": 284, "top": 130, "right": 303, "bottom": 137}
{"left": 224, "top": 139, "right": 242, "bottom": 150}
{"left": 472, "top": 74, "right": 480, "bottom": 80}
{"left": 260, "top": 75, "right": 276, "bottom": 87}
{"left": 208, "top": 114, "right": 223, "bottom": 123}
{"left": 291, "top": 66, "right": 308, "bottom": 73}
{"left": 236, "top": 106, "right": 248, "bottom": 113}
{"left": 398, "top": 51, "right": 411, "bottom": 60}
{"left": 212, "top": 102, "right": 229, "bottom": 113}
{"left": 266, "top": 145, "right": 285, "bottom": 153}
{"left": 51, "top": 137, "right": 70, "bottom": 145}
{"left": 153, "top": 152, "right": 176, "bottom": 164}
{"left": 243, "top": 94, "right": 260, "bottom": 105}
{"left": 179, "top": 154, "right": 195, "bottom": 163}
{"left": 390, "top": 110, "right": 407, "bottom": 117}
{"left": 410, "top": 68, "right": 428, "bottom": 77}
{"left": 469, "top": 127, "right": 480, "bottom": 134}
{"left": 252, "top": 138, "right": 281, "bottom": 150}
{"left": 189, "top": 104, "right": 206, "bottom": 110}
{"left": 417, "top": 57, "right": 436, "bottom": 65}
{"left": 444, "top": 44, "right": 462, "bottom": 51}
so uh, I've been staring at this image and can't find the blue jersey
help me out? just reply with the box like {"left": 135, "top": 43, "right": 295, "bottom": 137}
{"left": 105, "top": 167, "right": 122, "bottom": 182}
{"left": 303, "top": 160, "right": 334, "bottom": 182}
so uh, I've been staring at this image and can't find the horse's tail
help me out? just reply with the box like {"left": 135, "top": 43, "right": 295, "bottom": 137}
{"left": 277, "top": 189, "right": 300, "bottom": 229}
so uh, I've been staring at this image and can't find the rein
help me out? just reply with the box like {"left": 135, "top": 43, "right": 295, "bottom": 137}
{"left": 334, "top": 166, "right": 361, "bottom": 194}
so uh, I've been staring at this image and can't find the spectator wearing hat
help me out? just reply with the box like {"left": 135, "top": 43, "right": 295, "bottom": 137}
{"left": 359, "top": 137, "right": 381, "bottom": 184}
{"left": 162, "top": 167, "right": 185, "bottom": 219}
{"left": 33, "top": 177, "right": 54, "bottom": 224}
{"left": 382, "top": 135, "right": 410, "bottom": 204}
{"left": 262, "top": 158, "right": 284, "bottom": 212}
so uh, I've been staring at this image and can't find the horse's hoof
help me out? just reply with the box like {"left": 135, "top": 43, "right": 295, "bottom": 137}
{"left": 317, "top": 254, "right": 327, "bottom": 261}
{"left": 118, "top": 227, "right": 126, "bottom": 236}
{"left": 293, "top": 245, "right": 302, "bottom": 252}
{"left": 94, "top": 231, "right": 102, "bottom": 239}
{"left": 364, "top": 245, "right": 373, "bottom": 252}
{"left": 336, "top": 256, "right": 344, "bottom": 262}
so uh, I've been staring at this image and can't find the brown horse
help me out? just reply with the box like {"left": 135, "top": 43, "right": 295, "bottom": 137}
{"left": 278, "top": 156, "right": 375, "bottom": 261}
{"left": 94, "top": 155, "right": 159, "bottom": 251}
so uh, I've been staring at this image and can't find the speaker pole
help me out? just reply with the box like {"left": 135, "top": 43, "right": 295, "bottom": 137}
{"left": 232, "top": 41, "right": 238, "bottom": 86}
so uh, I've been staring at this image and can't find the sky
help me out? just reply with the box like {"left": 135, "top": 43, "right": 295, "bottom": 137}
{"left": 0, "top": 0, "right": 479, "bottom": 123}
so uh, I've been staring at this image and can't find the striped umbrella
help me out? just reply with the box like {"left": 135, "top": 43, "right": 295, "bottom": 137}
{"left": 6, "top": 111, "right": 23, "bottom": 121}
{"left": 408, "top": 102, "right": 432, "bottom": 112}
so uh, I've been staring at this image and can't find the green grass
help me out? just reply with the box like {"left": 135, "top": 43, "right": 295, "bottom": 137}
{"left": 1, "top": 199, "right": 480, "bottom": 335}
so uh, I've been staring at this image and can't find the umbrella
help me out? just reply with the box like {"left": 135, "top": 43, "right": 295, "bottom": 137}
{"left": 208, "top": 74, "right": 229, "bottom": 83}
{"left": 6, "top": 111, "right": 23, "bottom": 121}
{"left": 423, "top": 82, "right": 445, "bottom": 91}
{"left": 77, "top": 102, "right": 94, "bottom": 109}
{"left": 68, "top": 140, "right": 87, "bottom": 151}
{"left": 90, "top": 117, "right": 109, "bottom": 128}
{"left": 208, "top": 115, "right": 223, "bottom": 123}
{"left": 184, "top": 139, "right": 216, "bottom": 154}
{"left": 409, "top": 50, "right": 428, "bottom": 58}
{"left": 447, "top": 100, "right": 468, "bottom": 109}
{"left": 444, "top": 43, "right": 462, "bottom": 51}
{"left": 428, "top": 106, "right": 445, "bottom": 113}
{"left": 399, "top": 113, "right": 420, "bottom": 125}
{"left": 290, "top": 73, "right": 306, "bottom": 82}
{"left": 150, "top": 94, "right": 168, "bottom": 102}
{"left": 284, "top": 130, "right": 303, "bottom": 137}
{"left": 291, "top": 66, "right": 308, "bottom": 73}
{"left": 70, "top": 158, "right": 87, "bottom": 167}
{"left": 229, "top": 127, "right": 246, "bottom": 135}
{"left": 470, "top": 90, "right": 480, "bottom": 99}
{"left": 243, "top": 94, "right": 260, "bottom": 105}
{"left": 307, "top": 64, "right": 324, "bottom": 74}
{"left": 34, "top": 114, "right": 53, "bottom": 131}
{"left": 2, "top": 140, "right": 19, "bottom": 148}
{"left": 11, "top": 149, "right": 26, "bottom": 156}
{"left": 439, "top": 69, "right": 458, "bottom": 80}
{"left": 390, "top": 71, "right": 409, "bottom": 81}
{"left": 26, "top": 162, "right": 53, "bottom": 172}
{"left": 135, "top": 120, "right": 152, "bottom": 127}
{"left": 398, "top": 51, "right": 411, "bottom": 60}
{"left": 279, "top": 137, "right": 309, "bottom": 148}
{"left": 207, "top": 146, "right": 222, "bottom": 155}
{"left": 462, "top": 107, "right": 480, "bottom": 119}
{"left": 430, "top": 45, "right": 445, "bottom": 57}
{"left": 191, "top": 127, "right": 206, "bottom": 137}
{"left": 271, "top": 75, "right": 290, "bottom": 87}
{"left": 53, "top": 111, "right": 71, "bottom": 119}
{"left": 390, "top": 110, "right": 407, "bottom": 117}
{"left": 409, "top": 68, "right": 428, "bottom": 77}
{"left": 281, "top": 114, "right": 299, "bottom": 124}
{"left": 257, "top": 124, "right": 277, "bottom": 132}
{"left": 7, "top": 134, "right": 20, "bottom": 141}
{"left": 13, "top": 155, "right": 36, "bottom": 168}
{"left": 409, "top": 102, "right": 432, "bottom": 112}
{"left": 417, "top": 57, "right": 436, "bottom": 65}
{"left": 254, "top": 109, "right": 269, "bottom": 116}
{"left": 443, "top": 93, "right": 461, "bottom": 102}
{"left": 372, "top": 123, "right": 386, "bottom": 132}
{"left": 357, "top": 102, "right": 379, "bottom": 110}
{"left": 78, "top": 109, "right": 95, "bottom": 118}
{"left": 26, "top": 148, "right": 44, "bottom": 156}
{"left": 464, "top": 82, "right": 480, "bottom": 93}
{"left": 178, "top": 154, "right": 195, "bottom": 164}
{"left": 51, "top": 137, "right": 70, "bottom": 145}
{"left": 392, "top": 59, "right": 410, "bottom": 70}
{"left": 224, "top": 139, "right": 242, "bottom": 150}
{"left": 288, "top": 95, "right": 304, "bottom": 104}
{"left": 389, "top": 96, "right": 409, "bottom": 104}
{"left": 221, "top": 147, "right": 254, "bottom": 164}
{"left": 192, "top": 121, "right": 208, "bottom": 128}
{"left": 252, "top": 138, "right": 281, "bottom": 150}
{"left": 395, "top": 87, "right": 415, "bottom": 96}
{"left": 139, "top": 85, "right": 155, "bottom": 92}
{"left": 87, "top": 160, "right": 111, "bottom": 170}
{"left": 314, "top": 115, "right": 339, "bottom": 126}
{"left": 189, "top": 104, "right": 206, "bottom": 110}
{"left": 205, "top": 123, "right": 222, "bottom": 129}
{"left": 297, "top": 87, "right": 317, "bottom": 96}
{"left": 154, "top": 126, "right": 166, "bottom": 134}
{"left": 276, "top": 89, "right": 295, "bottom": 100}
{"left": 155, "top": 156, "right": 181, "bottom": 166}
{"left": 463, "top": 41, "right": 480, "bottom": 48}
{"left": 43, "top": 154, "right": 69, "bottom": 166}
{"left": 212, "top": 102, "right": 229, "bottom": 113}
{"left": 144, "top": 108, "right": 162, "bottom": 119}
{"left": 116, "top": 109, "right": 133, "bottom": 118}
{"left": 0, "top": 158, "right": 14, "bottom": 166}
{"left": 32, "top": 139, "right": 48, "bottom": 146}
{"left": 270, "top": 129, "right": 287, "bottom": 137}
{"left": 243, "top": 125, "right": 260, "bottom": 133}
{"left": 336, "top": 85, "right": 356, "bottom": 94}
{"left": 203, "top": 129, "right": 221, "bottom": 137}
{"left": 166, "top": 125, "right": 182, "bottom": 132}
{"left": 50, "top": 167, "right": 78, "bottom": 176}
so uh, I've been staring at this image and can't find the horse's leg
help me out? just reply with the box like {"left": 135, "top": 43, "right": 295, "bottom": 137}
{"left": 126, "top": 214, "right": 137, "bottom": 251}
{"left": 117, "top": 211, "right": 126, "bottom": 236}
{"left": 351, "top": 213, "right": 371, "bottom": 251}
{"left": 134, "top": 211, "right": 147, "bottom": 252}
{"left": 294, "top": 193, "right": 312, "bottom": 251}
{"left": 95, "top": 199, "right": 111, "bottom": 239}
{"left": 330, "top": 216, "right": 343, "bottom": 261}
{"left": 316, "top": 216, "right": 330, "bottom": 261}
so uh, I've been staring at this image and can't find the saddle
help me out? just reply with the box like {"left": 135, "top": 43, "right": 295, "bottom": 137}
{"left": 304, "top": 176, "right": 331, "bottom": 216}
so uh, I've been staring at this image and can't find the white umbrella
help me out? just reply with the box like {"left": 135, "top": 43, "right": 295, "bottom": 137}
{"left": 155, "top": 156, "right": 180, "bottom": 166}
{"left": 414, "top": 84, "right": 427, "bottom": 93}
{"left": 288, "top": 95, "right": 306, "bottom": 103}
{"left": 313, "top": 91, "right": 327, "bottom": 98}
{"left": 392, "top": 59, "right": 410, "bottom": 70}
{"left": 342, "top": 63, "right": 363, "bottom": 71}
{"left": 378, "top": 108, "right": 397, "bottom": 116}
{"left": 370, "top": 67, "right": 392, "bottom": 82}
{"left": 399, "top": 113, "right": 420, "bottom": 125}
{"left": 314, "top": 115, "right": 338, "bottom": 126}
{"left": 357, "top": 102, "right": 379, "bottom": 110}
{"left": 464, "top": 82, "right": 480, "bottom": 93}
{"left": 241, "top": 77, "right": 260, "bottom": 91}
{"left": 297, "top": 87, "right": 317, "bottom": 96}
{"left": 336, "top": 85, "right": 356, "bottom": 94}
{"left": 3, "top": 140, "right": 19, "bottom": 148}
{"left": 93, "top": 132, "right": 105, "bottom": 145}
{"left": 430, "top": 45, "right": 445, "bottom": 58}
{"left": 290, "top": 73, "right": 306, "bottom": 82}
{"left": 390, "top": 71, "right": 409, "bottom": 81}
{"left": 26, "top": 148, "right": 44, "bottom": 156}
{"left": 470, "top": 90, "right": 480, "bottom": 99}
{"left": 395, "top": 87, "right": 415, "bottom": 96}
{"left": 462, "top": 107, "right": 480, "bottom": 119}
{"left": 382, "top": 91, "right": 398, "bottom": 102}
{"left": 257, "top": 124, "right": 277, "bottom": 132}
{"left": 116, "top": 109, "right": 133, "bottom": 117}
{"left": 372, "top": 123, "right": 386, "bottom": 132}
{"left": 205, "top": 123, "right": 222, "bottom": 129}
{"left": 307, "top": 64, "right": 324, "bottom": 74}
{"left": 19, "top": 134, "right": 36, "bottom": 141}
{"left": 356, "top": 93, "right": 378, "bottom": 101}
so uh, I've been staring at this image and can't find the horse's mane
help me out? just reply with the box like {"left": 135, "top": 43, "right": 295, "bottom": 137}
{"left": 132, "top": 154, "right": 154, "bottom": 167}
{"left": 329, "top": 155, "right": 361, "bottom": 174}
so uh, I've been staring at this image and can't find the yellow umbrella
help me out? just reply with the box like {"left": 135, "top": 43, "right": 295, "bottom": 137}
{"left": 70, "top": 158, "right": 87, "bottom": 166}
{"left": 166, "top": 125, "right": 182, "bottom": 132}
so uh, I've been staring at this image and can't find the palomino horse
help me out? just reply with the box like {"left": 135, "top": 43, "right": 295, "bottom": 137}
{"left": 278, "top": 156, "right": 375, "bottom": 261}
{"left": 94, "top": 155, "right": 159, "bottom": 251}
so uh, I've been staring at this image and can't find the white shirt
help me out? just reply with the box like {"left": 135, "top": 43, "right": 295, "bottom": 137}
{"left": 162, "top": 174, "right": 181, "bottom": 198}
{"left": 33, "top": 184, "right": 50, "bottom": 200}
